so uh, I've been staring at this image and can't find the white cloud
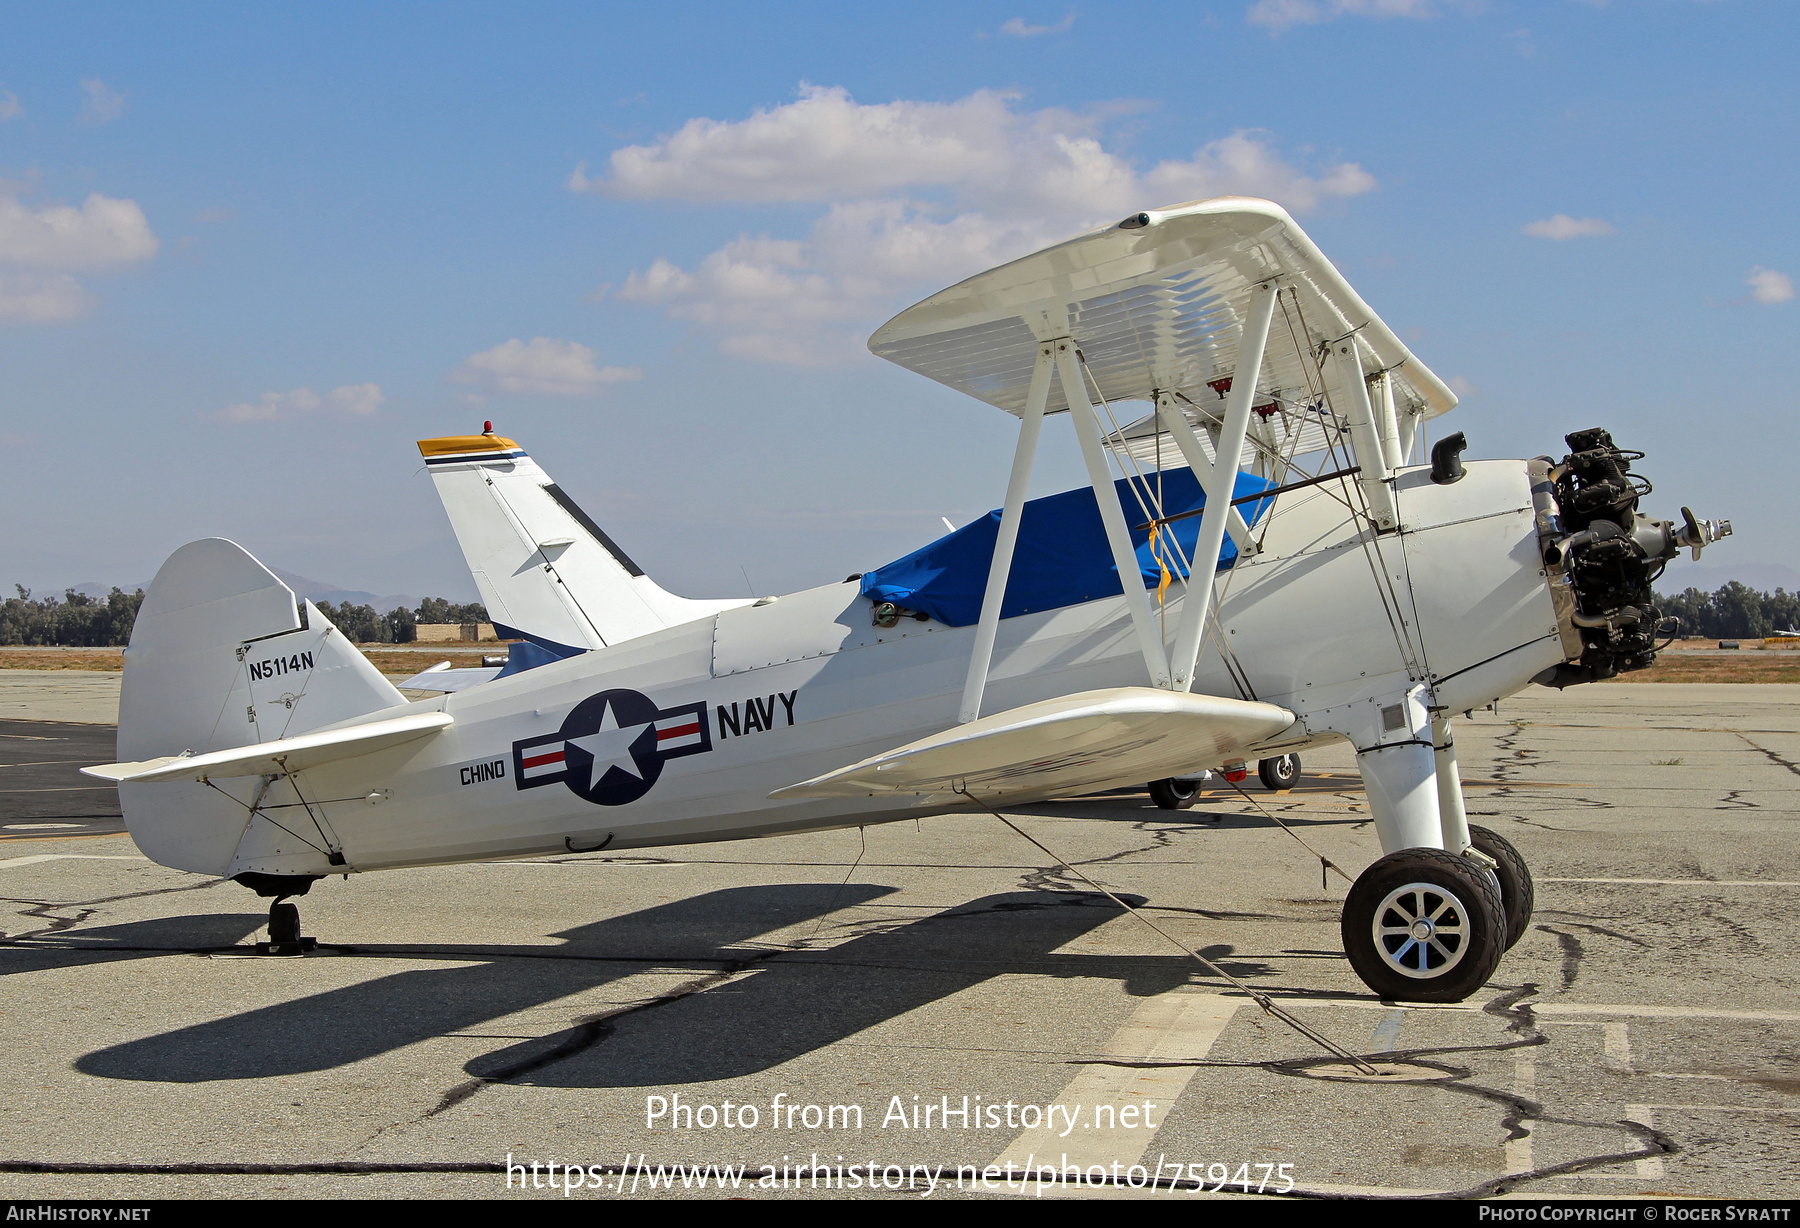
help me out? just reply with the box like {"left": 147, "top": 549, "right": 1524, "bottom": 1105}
{"left": 1248, "top": 0, "right": 1441, "bottom": 33}
{"left": 574, "top": 86, "right": 1369, "bottom": 215}
{"left": 1747, "top": 266, "right": 1794, "bottom": 305}
{"left": 450, "top": 338, "right": 641, "bottom": 397}
{"left": 574, "top": 87, "right": 1022, "bottom": 204}
{"left": 1001, "top": 13, "right": 1076, "bottom": 36}
{"left": 0, "top": 271, "right": 95, "bottom": 323}
{"left": 1523, "top": 214, "right": 1616, "bottom": 240}
{"left": 0, "top": 91, "right": 21, "bottom": 121}
{"left": 0, "top": 193, "right": 160, "bottom": 268}
{"left": 1446, "top": 375, "right": 1479, "bottom": 400}
{"left": 585, "top": 86, "right": 1376, "bottom": 365}
{"left": 0, "top": 192, "right": 158, "bottom": 326}
{"left": 78, "top": 78, "right": 124, "bottom": 124}
{"left": 211, "top": 383, "right": 384, "bottom": 424}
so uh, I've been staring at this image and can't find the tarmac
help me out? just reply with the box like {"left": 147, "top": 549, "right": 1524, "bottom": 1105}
{"left": 1, "top": 671, "right": 1795, "bottom": 1200}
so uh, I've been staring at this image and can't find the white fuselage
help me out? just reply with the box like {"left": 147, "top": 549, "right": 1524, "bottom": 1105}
{"left": 129, "top": 459, "right": 1569, "bottom": 881}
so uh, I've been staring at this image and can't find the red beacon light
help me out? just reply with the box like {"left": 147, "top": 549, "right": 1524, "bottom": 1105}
{"left": 483, "top": 421, "right": 494, "bottom": 435}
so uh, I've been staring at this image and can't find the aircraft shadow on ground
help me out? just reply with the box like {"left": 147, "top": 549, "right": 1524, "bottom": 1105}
{"left": 2, "top": 914, "right": 268, "bottom": 976}
{"left": 484, "top": 889, "right": 1205, "bottom": 1089}
{"left": 77, "top": 884, "right": 893, "bottom": 1083}
{"left": 72, "top": 886, "right": 1251, "bottom": 1086}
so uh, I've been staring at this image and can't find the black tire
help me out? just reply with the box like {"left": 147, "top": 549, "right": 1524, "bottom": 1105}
{"left": 1147, "top": 778, "right": 1200, "bottom": 810}
{"left": 1468, "top": 824, "right": 1534, "bottom": 951}
{"left": 1258, "top": 754, "right": 1301, "bottom": 791}
{"left": 1341, "top": 847, "right": 1506, "bottom": 1003}
{"left": 269, "top": 902, "right": 301, "bottom": 945}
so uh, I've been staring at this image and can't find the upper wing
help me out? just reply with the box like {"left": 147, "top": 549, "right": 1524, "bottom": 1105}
{"left": 868, "top": 196, "right": 1455, "bottom": 431}
{"left": 84, "top": 711, "right": 453, "bottom": 784}
{"left": 769, "top": 688, "right": 1294, "bottom": 803}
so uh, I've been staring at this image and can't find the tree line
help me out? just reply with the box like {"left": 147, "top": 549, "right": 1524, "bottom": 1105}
{"left": 1655, "top": 583, "right": 1800, "bottom": 640}
{"left": 2, "top": 586, "right": 488, "bottom": 647}
{"left": 8, "top": 576, "right": 1794, "bottom": 647}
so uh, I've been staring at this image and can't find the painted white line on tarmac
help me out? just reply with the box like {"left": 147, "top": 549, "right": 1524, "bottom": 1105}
{"left": 1535, "top": 1003, "right": 1800, "bottom": 1022}
{"left": 1256, "top": 996, "right": 1800, "bottom": 1022}
{"left": 0, "top": 853, "right": 145, "bottom": 869}
{"left": 993, "top": 992, "right": 1241, "bottom": 1172}
{"left": 1542, "top": 877, "right": 1800, "bottom": 887}
{"left": 1506, "top": 1046, "right": 1537, "bottom": 1175}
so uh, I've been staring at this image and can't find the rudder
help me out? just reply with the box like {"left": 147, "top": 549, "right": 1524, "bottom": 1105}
{"left": 116, "top": 538, "right": 405, "bottom": 875}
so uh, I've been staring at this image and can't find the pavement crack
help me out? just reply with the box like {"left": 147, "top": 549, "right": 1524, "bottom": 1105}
{"left": 1262, "top": 985, "right": 1678, "bottom": 1200}
{"left": 4, "top": 902, "right": 97, "bottom": 937}
{"left": 1535, "top": 926, "right": 1584, "bottom": 992}
{"left": 1546, "top": 921, "right": 1651, "bottom": 949}
{"left": 1735, "top": 732, "right": 1800, "bottom": 778}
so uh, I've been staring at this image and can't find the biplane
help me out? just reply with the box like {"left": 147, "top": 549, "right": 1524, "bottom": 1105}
{"left": 87, "top": 198, "right": 1730, "bottom": 1001}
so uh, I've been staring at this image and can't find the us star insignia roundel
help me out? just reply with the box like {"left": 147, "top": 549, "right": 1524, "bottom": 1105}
{"left": 511, "top": 688, "right": 712, "bottom": 806}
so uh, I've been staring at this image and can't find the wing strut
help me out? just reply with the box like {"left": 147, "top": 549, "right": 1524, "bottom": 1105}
{"left": 958, "top": 284, "right": 1296, "bottom": 716}
{"left": 1330, "top": 336, "right": 1399, "bottom": 530}
{"left": 1057, "top": 339, "right": 1173, "bottom": 692}
{"left": 1153, "top": 391, "right": 1261, "bottom": 561}
{"left": 1165, "top": 280, "right": 1278, "bottom": 692}
{"left": 959, "top": 343, "right": 1052, "bottom": 722}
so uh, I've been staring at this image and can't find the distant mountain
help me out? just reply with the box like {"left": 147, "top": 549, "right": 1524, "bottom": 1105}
{"left": 64, "top": 581, "right": 151, "bottom": 601}
{"left": 58, "top": 570, "right": 419, "bottom": 615}
{"left": 268, "top": 568, "right": 420, "bottom": 615}
{"left": 1656, "top": 560, "right": 1800, "bottom": 596}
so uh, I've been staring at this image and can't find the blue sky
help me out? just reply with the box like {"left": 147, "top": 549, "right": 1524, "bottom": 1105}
{"left": 2, "top": 0, "right": 1793, "bottom": 603}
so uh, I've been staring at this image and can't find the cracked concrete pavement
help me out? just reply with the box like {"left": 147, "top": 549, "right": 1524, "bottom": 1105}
{"left": 0, "top": 682, "right": 1795, "bottom": 1199}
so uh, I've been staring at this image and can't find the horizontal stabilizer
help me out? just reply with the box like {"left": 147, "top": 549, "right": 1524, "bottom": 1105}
{"left": 395, "top": 666, "right": 503, "bottom": 692}
{"left": 770, "top": 688, "right": 1293, "bottom": 802}
{"left": 86, "top": 711, "right": 453, "bottom": 784}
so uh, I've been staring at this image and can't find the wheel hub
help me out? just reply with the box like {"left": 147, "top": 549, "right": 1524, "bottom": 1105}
{"left": 1373, "top": 882, "right": 1470, "bottom": 979}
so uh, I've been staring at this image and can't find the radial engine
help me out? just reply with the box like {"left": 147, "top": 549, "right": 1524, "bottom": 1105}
{"left": 1533, "top": 427, "right": 1731, "bottom": 687}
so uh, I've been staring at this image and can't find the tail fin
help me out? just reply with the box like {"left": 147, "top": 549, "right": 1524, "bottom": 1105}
{"left": 418, "top": 432, "right": 746, "bottom": 650}
{"left": 115, "top": 538, "right": 405, "bottom": 874}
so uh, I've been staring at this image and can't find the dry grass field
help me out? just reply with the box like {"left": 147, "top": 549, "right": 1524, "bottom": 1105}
{"left": 0, "top": 647, "right": 497, "bottom": 673}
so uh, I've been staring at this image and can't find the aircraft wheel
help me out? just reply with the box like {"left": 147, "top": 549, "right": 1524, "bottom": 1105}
{"left": 1468, "top": 825, "right": 1534, "bottom": 950}
{"left": 1258, "top": 754, "right": 1301, "bottom": 791}
{"left": 1341, "top": 848, "right": 1505, "bottom": 1003}
{"left": 1147, "top": 778, "right": 1200, "bottom": 810}
{"left": 269, "top": 902, "right": 301, "bottom": 946}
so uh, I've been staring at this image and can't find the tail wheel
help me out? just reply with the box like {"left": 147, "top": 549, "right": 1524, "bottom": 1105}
{"left": 1147, "top": 778, "right": 1200, "bottom": 810}
{"left": 1468, "top": 824, "right": 1534, "bottom": 950}
{"left": 269, "top": 902, "right": 301, "bottom": 945}
{"left": 1257, "top": 754, "right": 1301, "bottom": 791}
{"left": 1341, "top": 848, "right": 1506, "bottom": 1002}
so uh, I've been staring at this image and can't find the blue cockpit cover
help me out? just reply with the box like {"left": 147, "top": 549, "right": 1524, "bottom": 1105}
{"left": 860, "top": 468, "right": 1276, "bottom": 628}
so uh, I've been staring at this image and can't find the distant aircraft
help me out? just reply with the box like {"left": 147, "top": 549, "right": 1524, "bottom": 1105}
{"left": 88, "top": 198, "right": 1731, "bottom": 1001}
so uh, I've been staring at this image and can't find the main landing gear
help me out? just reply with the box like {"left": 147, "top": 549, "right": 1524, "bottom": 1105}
{"left": 1147, "top": 755, "right": 1302, "bottom": 810}
{"left": 1341, "top": 848, "right": 1506, "bottom": 1002}
{"left": 1338, "top": 701, "right": 1537, "bottom": 1001}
